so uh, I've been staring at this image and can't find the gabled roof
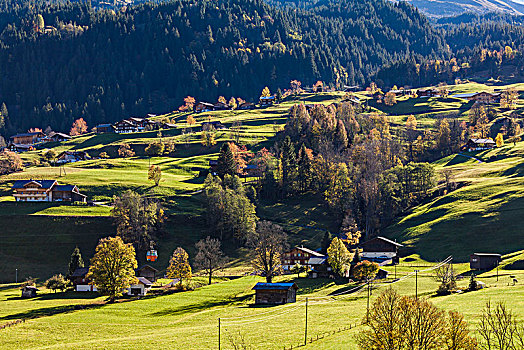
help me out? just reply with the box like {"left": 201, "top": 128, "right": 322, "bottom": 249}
{"left": 136, "top": 277, "right": 153, "bottom": 286}
{"left": 12, "top": 180, "right": 57, "bottom": 189}
{"left": 252, "top": 282, "right": 298, "bottom": 291}
{"left": 469, "top": 138, "right": 495, "bottom": 144}
{"left": 114, "top": 119, "right": 136, "bottom": 126}
{"left": 362, "top": 236, "right": 403, "bottom": 247}
{"left": 49, "top": 132, "right": 71, "bottom": 139}
{"left": 54, "top": 184, "right": 77, "bottom": 191}
{"left": 10, "top": 132, "right": 44, "bottom": 138}
{"left": 260, "top": 96, "right": 276, "bottom": 100}
{"left": 307, "top": 256, "right": 327, "bottom": 265}
{"left": 196, "top": 102, "right": 215, "bottom": 107}
{"left": 97, "top": 123, "right": 113, "bottom": 128}
{"left": 71, "top": 267, "right": 90, "bottom": 277}
{"left": 472, "top": 253, "right": 501, "bottom": 257}
{"left": 293, "top": 246, "right": 324, "bottom": 257}
{"left": 137, "top": 265, "right": 159, "bottom": 273}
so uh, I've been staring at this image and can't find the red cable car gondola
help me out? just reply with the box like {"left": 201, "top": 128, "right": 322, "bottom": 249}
{"left": 146, "top": 241, "right": 158, "bottom": 262}
{"left": 146, "top": 249, "right": 158, "bottom": 262}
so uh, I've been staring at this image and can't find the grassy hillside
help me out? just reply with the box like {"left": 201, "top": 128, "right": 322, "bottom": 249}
{"left": 386, "top": 140, "right": 524, "bottom": 261}
{"left": 0, "top": 257, "right": 522, "bottom": 349}
{"left": 1, "top": 83, "right": 524, "bottom": 281}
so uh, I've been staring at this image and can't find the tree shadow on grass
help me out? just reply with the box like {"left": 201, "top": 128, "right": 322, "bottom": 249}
{"left": 149, "top": 294, "right": 253, "bottom": 317}
{"left": 0, "top": 302, "right": 105, "bottom": 321}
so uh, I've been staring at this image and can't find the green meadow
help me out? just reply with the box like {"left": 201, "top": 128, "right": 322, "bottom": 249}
{"left": 0, "top": 255, "right": 523, "bottom": 350}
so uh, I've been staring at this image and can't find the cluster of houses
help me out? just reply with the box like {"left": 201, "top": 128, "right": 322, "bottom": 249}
{"left": 96, "top": 115, "right": 175, "bottom": 134}
{"left": 452, "top": 91, "right": 502, "bottom": 104}
{"left": 193, "top": 97, "right": 274, "bottom": 113}
{"left": 9, "top": 130, "right": 71, "bottom": 152}
{"left": 282, "top": 236, "right": 402, "bottom": 279}
{"left": 372, "top": 86, "right": 508, "bottom": 105}
{"left": 11, "top": 179, "right": 87, "bottom": 203}
{"left": 71, "top": 265, "right": 159, "bottom": 296}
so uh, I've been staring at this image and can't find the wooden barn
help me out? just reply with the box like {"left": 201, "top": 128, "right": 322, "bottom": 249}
{"left": 282, "top": 246, "right": 324, "bottom": 271}
{"left": 470, "top": 253, "right": 502, "bottom": 270}
{"left": 360, "top": 236, "right": 403, "bottom": 262}
{"left": 21, "top": 286, "right": 38, "bottom": 298}
{"left": 252, "top": 283, "right": 298, "bottom": 305}
{"left": 464, "top": 138, "right": 496, "bottom": 151}
{"left": 136, "top": 265, "right": 159, "bottom": 283}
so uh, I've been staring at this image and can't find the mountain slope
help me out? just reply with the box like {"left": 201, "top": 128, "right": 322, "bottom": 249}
{"left": 386, "top": 142, "right": 524, "bottom": 262}
{"left": 0, "top": 0, "right": 447, "bottom": 134}
{"left": 405, "top": 0, "right": 524, "bottom": 17}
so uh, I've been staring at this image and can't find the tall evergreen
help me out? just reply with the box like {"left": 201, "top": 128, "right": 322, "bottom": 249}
{"left": 297, "top": 144, "right": 312, "bottom": 192}
{"left": 321, "top": 231, "right": 332, "bottom": 254}
{"left": 280, "top": 136, "right": 297, "bottom": 194}
{"left": 217, "top": 142, "right": 237, "bottom": 178}
{"left": 68, "top": 246, "right": 84, "bottom": 277}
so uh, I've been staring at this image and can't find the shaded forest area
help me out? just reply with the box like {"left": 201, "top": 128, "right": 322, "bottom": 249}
{"left": 0, "top": 0, "right": 521, "bottom": 134}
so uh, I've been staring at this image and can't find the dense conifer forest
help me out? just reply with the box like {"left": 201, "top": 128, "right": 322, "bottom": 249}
{"left": 0, "top": 0, "right": 522, "bottom": 135}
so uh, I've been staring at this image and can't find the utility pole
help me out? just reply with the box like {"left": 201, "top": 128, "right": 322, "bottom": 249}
{"left": 366, "top": 280, "right": 370, "bottom": 323}
{"left": 497, "top": 263, "right": 499, "bottom": 282}
{"left": 304, "top": 297, "right": 308, "bottom": 345}
{"left": 394, "top": 263, "right": 397, "bottom": 280}
{"left": 415, "top": 270, "right": 419, "bottom": 299}
{"left": 15, "top": 268, "right": 18, "bottom": 283}
{"left": 218, "top": 318, "right": 221, "bottom": 350}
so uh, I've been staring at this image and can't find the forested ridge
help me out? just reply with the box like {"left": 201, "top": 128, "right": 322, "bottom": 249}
{"left": 0, "top": 0, "right": 521, "bottom": 135}
{"left": 0, "top": 0, "right": 446, "bottom": 134}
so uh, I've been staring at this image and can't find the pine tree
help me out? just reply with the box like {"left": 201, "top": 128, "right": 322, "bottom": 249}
{"left": 68, "top": 246, "right": 85, "bottom": 277}
{"left": 217, "top": 142, "right": 237, "bottom": 177}
{"left": 276, "top": 88, "right": 283, "bottom": 102}
{"left": 297, "top": 144, "right": 312, "bottom": 192}
{"left": 280, "top": 136, "right": 297, "bottom": 194}
{"left": 321, "top": 231, "right": 332, "bottom": 254}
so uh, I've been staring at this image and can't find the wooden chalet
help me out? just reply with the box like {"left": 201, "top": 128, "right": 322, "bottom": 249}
{"left": 343, "top": 85, "right": 360, "bottom": 92}
{"left": 10, "top": 131, "right": 45, "bottom": 145}
{"left": 194, "top": 102, "right": 215, "bottom": 113}
{"left": 56, "top": 151, "right": 89, "bottom": 164}
{"left": 464, "top": 138, "right": 496, "bottom": 151}
{"left": 388, "top": 89, "right": 411, "bottom": 97}
{"left": 9, "top": 143, "right": 34, "bottom": 152}
{"left": 71, "top": 267, "right": 97, "bottom": 292}
{"left": 127, "top": 117, "right": 158, "bottom": 131}
{"left": 21, "top": 286, "right": 38, "bottom": 298}
{"left": 259, "top": 96, "right": 276, "bottom": 106}
{"left": 470, "top": 253, "right": 502, "bottom": 270}
{"left": 417, "top": 88, "right": 441, "bottom": 97}
{"left": 282, "top": 246, "right": 324, "bottom": 271}
{"left": 202, "top": 121, "right": 227, "bottom": 130}
{"left": 12, "top": 179, "right": 87, "bottom": 203}
{"left": 48, "top": 132, "right": 71, "bottom": 142}
{"left": 238, "top": 102, "right": 255, "bottom": 110}
{"left": 213, "top": 102, "right": 230, "bottom": 110}
{"left": 307, "top": 256, "right": 333, "bottom": 278}
{"left": 136, "top": 265, "right": 159, "bottom": 283}
{"left": 360, "top": 236, "right": 402, "bottom": 262}
{"left": 128, "top": 277, "right": 153, "bottom": 296}
{"left": 376, "top": 269, "right": 389, "bottom": 280}
{"left": 161, "top": 122, "right": 177, "bottom": 129}
{"left": 114, "top": 119, "right": 139, "bottom": 133}
{"left": 453, "top": 91, "right": 501, "bottom": 104}
{"left": 95, "top": 124, "right": 115, "bottom": 133}
{"left": 252, "top": 283, "right": 298, "bottom": 305}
